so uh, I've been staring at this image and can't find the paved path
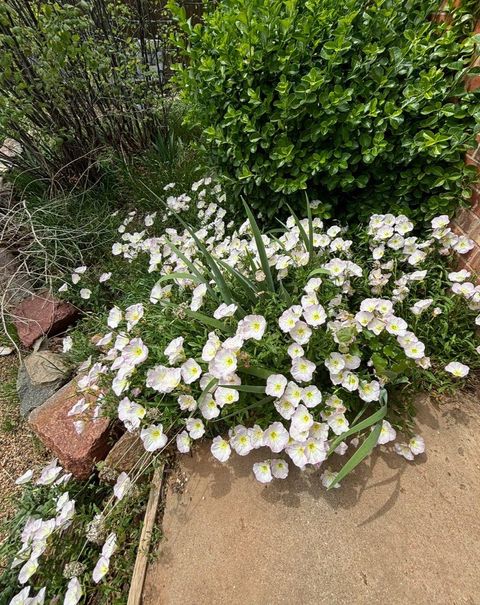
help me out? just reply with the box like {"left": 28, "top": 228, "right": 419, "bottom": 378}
{"left": 143, "top": 393, "right": 480, "bottom": 605}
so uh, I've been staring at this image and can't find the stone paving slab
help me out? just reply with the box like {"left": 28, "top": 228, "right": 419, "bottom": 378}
{"left": 144, "top": 394, "right": 480, "bottom": 605}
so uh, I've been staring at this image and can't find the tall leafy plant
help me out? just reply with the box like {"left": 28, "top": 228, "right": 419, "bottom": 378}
{"left": 171, "top": 0, "right": 480, "bottom": 222}
{"left": 0, "top": 0, "right": 173, "bottom": 183}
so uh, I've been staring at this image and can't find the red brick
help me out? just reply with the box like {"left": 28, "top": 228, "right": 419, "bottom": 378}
{"left": 13, "top": 290, "right": 79, "bottom": 347}
{"left": 453, "top": 207, "right": 475, "bottom": 232}
{"left": 471, "top": 187, "right": 480, "bottom": 215}
{"left": 29, "top": 377, "right": 111, "bottom": 480}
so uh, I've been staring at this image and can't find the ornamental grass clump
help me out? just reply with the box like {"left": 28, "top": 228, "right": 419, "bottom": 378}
{"left": 5, "top": 180, "right": 480, "bottom": 602}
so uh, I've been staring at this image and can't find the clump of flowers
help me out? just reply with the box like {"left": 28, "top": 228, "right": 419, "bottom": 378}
{"left": 6, "top": 180, "right": 479, "bottom": 602}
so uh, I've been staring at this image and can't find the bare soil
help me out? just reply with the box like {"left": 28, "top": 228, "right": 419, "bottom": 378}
{"left": 144, "top": 392, "right": 480, "bottom": 605}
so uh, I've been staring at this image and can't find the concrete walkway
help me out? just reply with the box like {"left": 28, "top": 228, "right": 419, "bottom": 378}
{"left": 143, "top": 393, "right": 480, "bottom": 605}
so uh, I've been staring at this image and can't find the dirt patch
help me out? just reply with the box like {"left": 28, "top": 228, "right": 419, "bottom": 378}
{"left": 144, "top": 392, "right": 480, "bottom": 605}
{"left": 0, "top": 354, "right": 47, "bottom": 538}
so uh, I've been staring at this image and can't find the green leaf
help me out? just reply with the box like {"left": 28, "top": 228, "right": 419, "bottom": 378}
{"left": 243, "top": 200, "right": 275, "bottom": 292}
{"left": 328, "top": 422, "right": 382, "bottom": 490}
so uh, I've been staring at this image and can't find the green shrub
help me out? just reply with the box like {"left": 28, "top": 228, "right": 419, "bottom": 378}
{"left": 172, "top": 0, "right": 480, "bottom": 221}
{"left": 0, "top": 0, "right": 173, "bottom": 182}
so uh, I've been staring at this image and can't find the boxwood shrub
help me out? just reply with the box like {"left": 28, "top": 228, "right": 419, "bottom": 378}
{"left": 171, "top": 0, "right": 480, "bottom": 222}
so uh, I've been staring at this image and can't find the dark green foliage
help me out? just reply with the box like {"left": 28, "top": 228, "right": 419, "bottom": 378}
{"left": 172, "top": 0, "right": 480, "bottom": 222}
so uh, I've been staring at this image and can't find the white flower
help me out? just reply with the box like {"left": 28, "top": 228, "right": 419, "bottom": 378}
{"left": 286, "top": 441, "right": 308, "bottom": 468}
{"left": 403, "top": 341, "right": 425, "bottom": 360}
{"left": 164, "top": 336, "right": 184, "bottom": 365}
{"left": 271, "top": 459, "right": 289, "bottom": 479}
{"left": 181, "top": 358, "right": 202, "bottom": 384}
{"left": 320, "top": 469, "right": 340, "bottom": 489}
{"left": 291, "top": 404, "right": 314, "bottom": 432}
{"left": 289, "top": 320, "right": 312, "bottom": 345}
{"left": 199, "top": 397, "right": 220, "bottom": 419}
{"left": 201, "top": 332, "right": 221, "bottom": 362}
{"left": 141, "top": 424, "right": 168, "bottom": 452}
{"left": 214, "top": 386, "right": 239, "bottom": 407}
{"left": 176, "top": 431, "right": 191, "bottom": 453}
{"left": 394, "top": 443, "right": 414, "bottom": 461}
{"left": 309, "top": 421, "right": 329, "bottom": 441}
{"left": 453, "top": 236, "right": 474, "bottom": 254}
{"left": 118, "top": 398, "right": 146, "bottom": 432}
{"left": 274, "top": 397, "right": 296, "bottom": 420}
{"left": 18, "top": 557, "right": 38, "bottom": 584}
{"left": 265, "top": 374, "right": 288, "bottom": 397}
{"left": 146, "top": 365, "right": 181, "bottom": 393}
{"left": 108, "top": 306, "right": 122, "bottom": 328}
{"left": 385, "top": 316, "right": 408, "bottom": 336}
{"left": 125, "top": 303, "right": 144, "bottom": 331}
{"left": 10, "top": 587, "right": 33, "bottom": 605}
{"left": 305, "top": 439, "right": 327, "bottom": 464}
{"left": 15, "top": 469, "right": 33, "bottom": 485}
{"left": 64, "top": 577, "right": 83, "bottom": 605}
{"left": 113, "top": 472, "right": 131, "bottom": 501}
{"left": 80, "top": 288, "right": 91, "bottom": 300}
{"left": 123, "top": 338, "right": 149, "bottom": 366}
{"left": 102, "top": 533, "right": 117, "bottom": 558}
{"left": 211, "top": 436, "right": 231, "bottom": 462}
{"left": 186, "top": 418, "right": 205, "bottom": 439}
{"left": 444, "top": 361, "right": 469, "bottom": 377}
{"left": 278, "top": 308, "right": 301, "bottom": 332}
{"left": 377, "top": 420, "right": 397, "bottom": 445}
{"left": 36, "top": 459, "right": 62, "bottom": 485}
{"left": 287, "top": 343, "right": 304, "bottom": 358}
{"left": 301, "top": 385, "right": 322, "bottom": 408}
{"left": 177, "top": 394, "right": 197, "bottom": 412}
{"left": 263, "top": 422, "right": 289, "bottom": 453}
{"left": 341, "top": 371, "right": 359, "bottom": 392}
{"left": 210, "top": 348, "right": 237, "bottom": 378}
{"left": 431, "top": 215, "right": 449, "bottom": 229}
{"left": 230, "top": 427, "right": 253, "bottom": 455}
{"left": 249, "top": 424, "right": 265, "bottom": 448}
{"left": 291, "top": 357, "right": 316, "bottom": 383}
{"left": 99, "top": 272, "right": 112, "bottom": 283}
{"left": 252, "top": 461, "right": 273, "bottom": 483}
{"left": 238, "top": 314, "right": 267, "bottom": 340}
{"left": 358, "top": 380, "right": 381, "bottom": 402}
{"left": 410, "top": 299, "right": 433, "bottom": 316}
{"left": 448, "top": 269, "right": 470, "bottom": 283}
{"left": 409, "top": 435, "right": 425, "bottom": 455}
{"left": 303, "top": 304, "right": 327, "bottom": 327}
{"left": 327, "top": 413, "right": 350, "bottom": 435}
{"left": 213, "top": 303, "right": 237, "bottom": 319}
{"left": 324, "top": 352, "right": 345, "bottom": 373}
{"left": 93, "top": 555, "right": 110, "bottom": 583}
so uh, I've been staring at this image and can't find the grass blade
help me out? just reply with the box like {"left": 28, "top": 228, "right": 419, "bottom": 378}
{"left": 242, "top": 200, "right": 275, "bottom": 292}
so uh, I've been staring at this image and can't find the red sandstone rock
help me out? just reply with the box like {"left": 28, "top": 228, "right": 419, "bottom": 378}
{"left": 29, "top": 377, "right": 111, "bottom": 480}
{"left": 13, "top": 290, "right": 79, "bottom": 347}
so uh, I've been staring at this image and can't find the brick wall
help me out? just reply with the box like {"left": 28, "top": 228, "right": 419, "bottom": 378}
{"left": 451, "top": 17, "right": 480, "bottom": 273}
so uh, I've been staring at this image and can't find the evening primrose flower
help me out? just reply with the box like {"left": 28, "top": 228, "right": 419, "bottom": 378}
{"left": 36, "top": 459, "right": 62, "bottom": 486}
{"left": 93, "top": 555, "right": 110, "bottom": 583}
{"left": 301, "top": 385, "right": 322, "bottom": 408}
{"left": 271, "top": 459, "right": 289, "bottom": 479}
{"left": 108, "top": 306, "right": 122, "bottom": 328}
{"left": 403, "top": 341, "right": 425, "bottom": 360}
{"left": 327, "top": 413, "right": 349, "bottom": 435}
{"left": 10, "top": 587, "right": 31, "bottom": 605}
{"left": 253, "top": 461, "right": 273, "bottom": 483}
{"left": 186, "top": 418, "right": 205, "bottom": 439}
{"left": 385, "top": 315, "right": 408, "bottom": 336}
{"left": 64, "top": 577, "right": 83, "bottom": 605}
{"left": 211, "top": 436, "right": 231, "bottom": 462}
{"left": 286, "top": 442, "right": 308, "bottom": 468}
{"left": 394, "top": 443, "right": 414, "bottom": 461}
{"left": 263, "top": 422, "right": 289, "bottom": 453}
{"left": 213, "top": 303, "right": 237, "bottom": 319}
{"left": 176, "top": 431, "right": 191, "bottom": 453}
{"left": 291, "top": 404, "right": 314, "bottom": 432}
{"left": 278, "top": 308, "right": 301, "bottom": 332}
{"left": 202, "top": 332, "right": 221, "bottom": 362}
{"left": 199, "top": 397, "right": 220, "bottom": 420}
{"left": 287, "top": 343, "right": 304, "bottom": 358}
{"left": 80, "top": 288, "right": 91, "bottom": 300}
{"left": 358, "top": 380, "right": 381, "bottom": 402}
{"left": 309, "top": 421, "right": 329, "bottom": 441}
{"left": 409, "top": 435, "right": 425, "bottom": 455}
{"left": 265, "top": 374, "right": 288, "bottom": 398}
{"left": 123, "top": 338, "right": 149, "bottom": 366}
{"left": 230, "top": 427, "right": 253, "bottom": 455}
{"left": 164, "top": 336, "right": 184, "bottom": 365}
{"left": 238, "top": 314, "right": 267, "bottom": 340}
{"left": 141, "top": 424, "right": 168, "bottom": 452}
{"left": 15, "top": 469, "right": 33, "bottom": 485}
{"left": 146, "top": 365, "right": 181, "bottom": 393}
{"left": 18, "top": 556, "right": 38, "bottom": 584}
{"left": 113, "top": 472, "right": 131, "bottom": 501}
{"left": 181, "top": 358, "right": 202, "bottom": 384}
{"left": 378, "top": 420, "right": 397, "bottom": 445}
{"left": 305, "top": 439, "right": 327, "bottom": 464}
{"left": 99, "top": 272, "right": 111, "bottom": 283}
{"left": 324, "top": 352, "right": 345, "bottom": 374}
{"left": 214, "top": 386, "right": 239, "bottom": 407}
{"left": 445, "top": 361, "right": 469, "bottom": 377}
{"left": 290, "top": 320, "right": 312, "bottom": 345}
{"left": 410, "top": 299, "right": 433, "bottom": 316}
{"left": 303, "top": 304, "right": 327, "bottom": 327}
{"left": 210, "top": 348, "right": 238, "bottom": 379}
{"left": 341, "top": 371, "right": 359, "bottom": 392}
{"left": 125, "top": 303, "right": 144, "bottom": 331}
{"left": 177, "top": 394, "right": 197, "bottom": 412}
{"left": 274, "top": 397, "right": 296, "bottom": 420}
{"left": 291, "top": 357, "right": 316, "bottom": 383}
{"left": 248, "top": 425, "right": 265, "bottom": 448}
